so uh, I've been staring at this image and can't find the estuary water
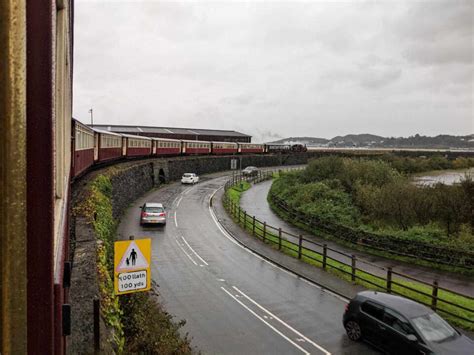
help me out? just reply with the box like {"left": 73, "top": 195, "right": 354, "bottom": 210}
{"left": 413, "top": 168, "right": 474, "bottom": 186}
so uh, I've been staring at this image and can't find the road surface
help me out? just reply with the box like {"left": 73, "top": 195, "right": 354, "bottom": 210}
{"left": 117, "top": 172, "right": 379, "bottom": 354}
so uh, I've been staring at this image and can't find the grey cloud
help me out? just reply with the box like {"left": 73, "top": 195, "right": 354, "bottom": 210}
{"left": 73, "top": 0, "right": 473, "bottom": 138}
{"left": 395, "top": 1, "right": 473, "bottom": 65}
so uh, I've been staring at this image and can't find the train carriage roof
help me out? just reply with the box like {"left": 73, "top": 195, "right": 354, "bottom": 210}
{"left": 120, "top": 133, "right": 152, "bottom": 140}
{"left": 152, "top": 137, "right": 182, "bottom": 142}
{"left": 91, "top": 128, "right": 123, "bottom": 137}
{"left": 211, "top": 141, "right": 238, "bottom": 145}
{"left": 181, "top": 139, "right": 212, "bottom": 144}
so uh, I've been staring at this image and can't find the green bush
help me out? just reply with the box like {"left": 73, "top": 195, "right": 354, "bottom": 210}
{"left": 271, "top": 156, "right": 474, "bottom": 250}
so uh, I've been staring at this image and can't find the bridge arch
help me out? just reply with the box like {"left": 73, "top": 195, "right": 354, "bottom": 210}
{"left": 158, "top": 168, "right": 166, "bottom": 184}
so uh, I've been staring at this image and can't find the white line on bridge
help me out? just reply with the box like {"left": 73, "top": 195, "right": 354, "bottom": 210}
{"left": 181, "top": 236, "right": 208, "bottom": 266}
{"left": 220, "top": 286, "right": 310, "bottom": 355}
{"left": 174, "top": 211, "right": 178, "bottom": 227}
{"left": 175, "top": 239, "right": 198, "bottom": 266}
{"left": 176, "top": 196, "right": 183, "bottom": 208}
{"left": 233, "top": 286, "right": 331, "bottom": 355}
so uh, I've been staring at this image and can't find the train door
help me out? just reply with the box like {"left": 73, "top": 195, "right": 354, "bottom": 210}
{"left": 122, "top": 137, "right": 127, "bottom": 156}
{"left": 94, "top": 133, "right": 99, "bottom": 161}
{"left": 152, "top": 140, "right": 156, "bottom": 155}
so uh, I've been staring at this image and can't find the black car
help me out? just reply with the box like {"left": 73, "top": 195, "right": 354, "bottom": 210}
{"left": 343, "top": 291, "right": 474, "bottom": 355}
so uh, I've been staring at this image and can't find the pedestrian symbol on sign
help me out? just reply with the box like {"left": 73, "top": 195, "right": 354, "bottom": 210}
{"left": 116, "top": 241, "right": 149, "bottom": 272}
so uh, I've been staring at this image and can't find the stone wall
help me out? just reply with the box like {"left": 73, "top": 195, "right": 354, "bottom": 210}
{"left": 69, "top": 153, "right": 309, "bottom": 351}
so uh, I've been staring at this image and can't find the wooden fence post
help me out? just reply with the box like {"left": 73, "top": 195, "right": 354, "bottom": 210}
{"left": 263, "top": 222, "right": 266, "bottom": 242}
{"left": 322, "top": 244, "right": 327, "bottom": 270}
{"left": 351, "top": 255, "right": 356, "bottom": 282}
{"left": 243, "top": 210, "right": 247, "bottom": 229}
{"left": 431, "top": 281, "right": 439, "bottom": 311}
{"left": 386, "top": 267, "right": 392, "bottom": 293}
{"left": 238, "top": 206, "right": 241, "bottom": 224}
{"left": 252, "top": 216, "right": 256, "bottom": 236}
{"left": 278, "top": 228, "right": 282, "bottom": 250}
{"left": 298, "top": 235, "right": 303, "bottom": 259}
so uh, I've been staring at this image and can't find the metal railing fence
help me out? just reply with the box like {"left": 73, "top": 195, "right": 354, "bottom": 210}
{"left": 222, "top": 171, "right": 474, "bottom": 327}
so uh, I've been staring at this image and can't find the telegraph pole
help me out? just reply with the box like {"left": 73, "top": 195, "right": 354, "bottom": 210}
{"left": 89, "top": 108, "right": 93, "bottom": 127}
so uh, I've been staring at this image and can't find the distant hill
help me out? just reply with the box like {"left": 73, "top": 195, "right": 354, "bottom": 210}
{"left": 269, "top": 134, "right": 474, "bottom": 149}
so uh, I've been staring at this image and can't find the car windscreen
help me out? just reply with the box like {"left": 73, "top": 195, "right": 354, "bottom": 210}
{"left": 145, "top": 207, "right": 164, "bottom": 213}
{"left": 411, "top": 313, "right": 457, "bottom": 343}
{"left": 183, "top": 174, "right": 193, "bottom": 177}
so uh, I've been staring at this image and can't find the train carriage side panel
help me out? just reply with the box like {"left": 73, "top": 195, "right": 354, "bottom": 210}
{"left": 238, "top": 143, "right": 265, "bottom": 154}
{"left": 124, "top": 134, "right": 152, "bottom": 157}
{"left": 94, "top": 129, "right": 123, "bottom": 162}
{"left": 72, "top": 120, "right": 95, "bottom": 177}
{"left": 265, "top": 144, "right": 291, "bottom": 153}
{"left": 211, "top": 142, "right": 238, "bottom": 155}
{"left": 155, "top": 137, "right": 182, "bottom": 155}
{"left": 182, "top": 140, "right": 211, "bottom": 155}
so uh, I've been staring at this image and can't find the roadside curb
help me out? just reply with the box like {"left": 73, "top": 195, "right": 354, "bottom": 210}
{"left": 210, "top": 189, "right": 350, "bottom": 302}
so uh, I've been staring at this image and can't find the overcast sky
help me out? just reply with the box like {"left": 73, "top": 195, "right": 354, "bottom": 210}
{"left": 73, "top": 0, "right": 473, "bottom": 142}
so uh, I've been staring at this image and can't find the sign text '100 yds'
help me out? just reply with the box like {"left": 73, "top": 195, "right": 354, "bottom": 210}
{"left": 118, "top": 270, "right": 147, "bottom": 292}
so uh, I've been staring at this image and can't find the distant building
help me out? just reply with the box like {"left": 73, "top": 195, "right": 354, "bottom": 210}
{"left": 90, "top": 124, "right": 251, "bottom": 143}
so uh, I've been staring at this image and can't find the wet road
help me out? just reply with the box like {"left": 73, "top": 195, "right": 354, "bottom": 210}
{"left": 241, "top": 180, "right": 474, "bottom": 296}
{"left": 117, "top": 172, "right": 379, "bottom": 354}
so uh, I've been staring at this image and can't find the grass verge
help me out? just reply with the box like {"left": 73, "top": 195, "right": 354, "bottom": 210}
{"left": 269, "top": 194, "right": 474, "bottom": 277}
{"left": 223, "top": 182, "right": 474, "bottom": 331}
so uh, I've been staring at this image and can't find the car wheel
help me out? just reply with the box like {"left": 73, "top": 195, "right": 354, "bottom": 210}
{"left": 345, "top": 320, "right": 362, "bottom": 341}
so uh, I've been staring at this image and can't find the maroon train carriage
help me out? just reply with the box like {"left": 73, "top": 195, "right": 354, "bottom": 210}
{"left": 123, "top": 134, "right": 152, "bottom": 157}
{"left": 238, "top": 143, "right": 265, "bottom": 154}
{"left": 211, "top": 142, "right": 238, "bottom": 155}
{"left": 154, "top": 137, "right": 182, "bottom": 156}
{"left": 72, "top": 120, "right": 95, "bottom": 177}
{"left": 182, "top": 140, "right": 211, "bottom": 155}
{"left": 94, "top": 129, "right": 124, "bottom": 163}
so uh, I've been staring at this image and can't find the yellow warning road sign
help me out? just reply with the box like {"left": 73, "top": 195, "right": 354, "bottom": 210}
{"left": 114, "top": 239, "right": 151, "bottom": 295}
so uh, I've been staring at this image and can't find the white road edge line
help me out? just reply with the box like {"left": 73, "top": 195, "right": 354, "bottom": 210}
{"left": 183, "top": 186, "right": 194, "bottom": 195}
{"left": 208, "top": 187, "right": 349, "bottom": 304}
{"left": 174, "top": 211, "right": 178, "bottom": 227}
{"left": 181, "top": 236, "right": 209, "bottom": 266}
{"left": 175, "top": 239, "right": 198, "bottom": 266}
{"left": 171, "top": 194, "right": 180, "bottom": 207}
{"left": 233, "top": 286, "right": 331, "bottom": 355}
{"left": 220, "top": 287, "right": 310, "bottom": 355}
{"left": 176, "top": 196, "right": 183, "bottom": 208}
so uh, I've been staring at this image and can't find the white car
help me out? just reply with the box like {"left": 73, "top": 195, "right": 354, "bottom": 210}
{"left": 181, "top": 173, "right": 199, "bottom": 184}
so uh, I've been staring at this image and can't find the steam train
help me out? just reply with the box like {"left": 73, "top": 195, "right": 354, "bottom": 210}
{"left": 72, "top": 119, "right": 307, "bottom": 178}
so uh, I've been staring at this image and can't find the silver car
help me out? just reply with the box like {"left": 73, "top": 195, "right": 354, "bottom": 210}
{"left": 140, "top": 202, "right": 166, "bottom": 226}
